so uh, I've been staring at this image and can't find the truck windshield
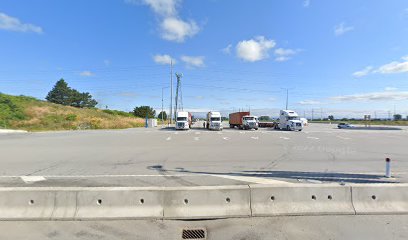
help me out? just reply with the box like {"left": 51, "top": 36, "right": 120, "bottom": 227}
{"left": 288, "top": 116, "right": 299, "bottom": 120}
{"left": 176, "top": 117, "right": 187, "bottom": 121}
{"left": 243, "top": 117, "right": 254, "bottom": 120}
{"left": 210, "top": 117, "right": 221, "bottom": 121}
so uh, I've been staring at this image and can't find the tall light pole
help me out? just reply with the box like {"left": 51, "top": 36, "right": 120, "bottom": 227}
{"left": 162, "top": 86, "right": 169, "bottom": 127}
{"left": 169, "top": 60, "right": 173, "bottom": 125}
{"left": 281, "top": 88, "right": 294, "bottom": 110}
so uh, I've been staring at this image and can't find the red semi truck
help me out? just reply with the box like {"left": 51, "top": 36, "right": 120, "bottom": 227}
{"left": 229, "top": 111, "right": 259, "bottom": 130}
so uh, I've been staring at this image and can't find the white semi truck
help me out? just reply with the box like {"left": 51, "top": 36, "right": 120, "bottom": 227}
{"left": 175, "top": 111, "right": 192, "bottom": 130}
{"left": 276, "top": 110, "right": 303, "bottom": 131}
{"left": 206, "top": 111, "right": 223, "bottom": 131}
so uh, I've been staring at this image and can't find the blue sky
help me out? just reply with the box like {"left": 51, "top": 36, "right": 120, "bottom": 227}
{"left": 1, "top": 0, "right": 408, "bottom": 118}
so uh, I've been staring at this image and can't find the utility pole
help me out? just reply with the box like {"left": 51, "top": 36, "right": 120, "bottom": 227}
{"left": 175, "top": 73, "right": 183, "bottom": 116}
{"left": 311, "top": 109, "right": 314, "bottom": 121}
{"left": 169, "top": 60, "right": 173, "bottom": 125}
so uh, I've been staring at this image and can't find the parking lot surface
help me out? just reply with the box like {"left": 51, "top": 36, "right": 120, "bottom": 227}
{"left": 0, "top": 123, "right": 407, "bottom": 187}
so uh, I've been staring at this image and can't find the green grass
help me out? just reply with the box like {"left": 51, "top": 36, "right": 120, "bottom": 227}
{"left": 0, "top": 93, "right": 145, "bottom": 131}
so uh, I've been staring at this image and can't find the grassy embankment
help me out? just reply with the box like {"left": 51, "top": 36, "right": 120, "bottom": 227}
{"left": 0, "top": 93, "right": 145, "bottom": 131}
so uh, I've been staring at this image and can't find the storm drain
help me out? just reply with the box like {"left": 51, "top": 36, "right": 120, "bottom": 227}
{"left": 182, "top": 228, "right": 206, "bottom": 239}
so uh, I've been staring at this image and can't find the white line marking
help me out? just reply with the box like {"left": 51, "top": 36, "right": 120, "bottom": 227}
{"left": 217, "top": 132, "right": 223, "bottom": 134}
{"left": 307, "top": 137, "right": 319, "bottom": 140}
{"left": 195, "top": 132, "right": 201, "bottom": 135}
{"left": 239, "top": 131, "right": 245, "bottom": 134}
{"left": 174, "top": 132, "right": 179, "bottom": 135}
{"left": 251, "top": 136, "right": 259, "bottom": 140}
{"left": 166, "top": 136, "right": 171, "bottom": 141}
{"left": 194, "top": 137, "right": 200, "bottom": 141}
{"left": 223, "top": 137, "right": 230, "bottom": 140}
{"left": 21, "top": 176, "right": 46, "bottom": 183}
{"left": 280, "top": 136, "right": 290, "bottom": 140}
{"left": 210, "top": 174, "right": 292, "bottom": 185}
{"left": 337, "top": 136, "right": 351, "bottom": 140}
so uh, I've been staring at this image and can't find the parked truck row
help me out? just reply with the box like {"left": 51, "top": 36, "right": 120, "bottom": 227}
{"left": 174, "top": 109, "right": 304, "bottom": 131}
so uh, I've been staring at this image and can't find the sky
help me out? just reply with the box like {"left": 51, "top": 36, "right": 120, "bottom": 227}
{"left": 1, "top": 0, "right": 408, "bottom": 118}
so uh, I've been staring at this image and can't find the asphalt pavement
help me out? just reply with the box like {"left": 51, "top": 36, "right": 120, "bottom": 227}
{"left": 0, "top": 123, "right": 407, "bottom": 187}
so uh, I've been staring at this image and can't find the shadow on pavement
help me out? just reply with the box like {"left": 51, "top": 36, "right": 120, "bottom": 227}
{"left": 147, "top": 165, "right": 398, "bottom": 184}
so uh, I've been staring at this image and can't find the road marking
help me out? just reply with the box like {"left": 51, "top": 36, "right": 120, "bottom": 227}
{"left": 210, "top": 174, "right": 292, "bottom": 185}
{"left": 195, "top": 132, "right": 201, "bottom": 135}
{"left": 280, "top": 136, "right": 290, "bottom": 140}
{"left": 337, "top": 136, "right": 351, "bottom": 140}
{"left": 251, "top": 136, "right": 259, "bottom": 140}
{"left": 223, "top": 137, "right": 230, "bottom": 140}
{"left": 21, "top": 176, "right": 46, "bottom": 183}
{"left": 174, "top": 132, "right": 179, "bottom": 135}
{"left": 194, "top": 137, "right": 200, "bottom": 141}
{"left": 239, "top": 131, "right": 245, "bottom": 134}
{"left": 166, "top": 136, "right": 171, "bottom": 141}
{"left": 217, "top": 132, "right": 223, "bottom": 134}
{"left": 307, "top": 137, "right": 319, "bottom": 140}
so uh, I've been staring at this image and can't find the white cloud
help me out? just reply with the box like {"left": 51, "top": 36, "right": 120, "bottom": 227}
{"left": 133, "top": 0, "right": 180, "bottom": 17}
{"left": 236, "top": 36, "right": 276, "bottom": 62}
{"left": 376, "top": 57, "right": 408, "bottom": 74}
{"left": 385, "top": 87, "right": 398, "bottom": 91}
{"left": 160, "top": 17, "right": 199, "bottom": 42}
{"left": 299, "top": 100, "right": 321, "bottom": 105}
{"left": 222, "top": 44, "right": 232, "bottom": 54}
{"left": 0, "top": 12, "right": 43, "bottom": 33}
{"left": 303, "top": 0, "right": 311, "bottom": 7}
{"left": 331, "top": 90, "right": 408, "bottom": 102}
{"left": 334, "top": 22, "right": 354, "bottom": 36}
{"left": 79, "top": 71, "right": 94, "bottom": 77}
{"left": 274, "top": 48, "right": 298, "bottom": 62}
{"left": 127, "top": 0, "right": 199, "bottom": 42}
{"left": 180, "top": 55, "right": 205, "bottom": 67}
{"left": 352, "top": 66, "right": 373, "bottom": 77}
{"left": 153, "top": 54, "right": 176, "bottom": 65}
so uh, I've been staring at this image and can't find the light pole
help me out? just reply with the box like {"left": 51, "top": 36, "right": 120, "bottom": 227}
{"left": 162, "top": 86, "right": 169, "bottom": 127}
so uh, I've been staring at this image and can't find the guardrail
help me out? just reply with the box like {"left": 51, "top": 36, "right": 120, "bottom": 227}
{"left": 0, "top": 184, "right": 407, "bottom": 220}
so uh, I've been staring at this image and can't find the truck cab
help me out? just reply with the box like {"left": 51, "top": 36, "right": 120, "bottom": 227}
{"left": 175, "top": 111, "right": 191, "bottom": 130}
{"left": 277, "top": 110, "right": 303, "bottom": 131}
{"left": 206, "top": 112, "right": 223, "bottom": 131}
{"left": 242, "top": 115, "right": 259, "bottom": 130}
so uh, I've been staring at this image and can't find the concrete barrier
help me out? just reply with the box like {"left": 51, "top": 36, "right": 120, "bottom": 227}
{"left": 250, "top": 184, "right": 355, "bottom": 216}
{"left": 352, "top": 184, "right": 408, "bottom": 214}
{"left": 75, "top": 187, "right": 164, "bottom": 219}
{"left": 1, "top": 184, "right": 408, "bottom": 220}
{"left": 0, "top": 188, "right": 57, "bottom": 220}
{"left": 163, "top": 185, "right": 251, "bottom": 219}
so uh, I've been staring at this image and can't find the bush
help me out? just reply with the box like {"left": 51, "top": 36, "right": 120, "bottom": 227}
{"left": 65, "top": 114, "right": 77, "bottom": 121}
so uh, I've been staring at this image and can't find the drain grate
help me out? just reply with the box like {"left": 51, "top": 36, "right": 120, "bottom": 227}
{"left": 182, "top": 228, "right": 206, "bottom": 239}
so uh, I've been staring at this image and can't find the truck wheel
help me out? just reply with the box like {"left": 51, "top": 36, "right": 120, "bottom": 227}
{"left": 255, "top": 128, "right": 258, "bottom": 130}
{"left": 298, "top": 129, "right": 302, "bottom": 131}
{"left": 230, "top": 125, "right": 234, "bottom": 128}
{"left": 286, "top": 126, "right": 290, "bottom": 131}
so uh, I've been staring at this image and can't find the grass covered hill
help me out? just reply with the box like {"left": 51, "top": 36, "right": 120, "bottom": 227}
{"left": 0, "top": 93, "right": 145, "bottom": 131}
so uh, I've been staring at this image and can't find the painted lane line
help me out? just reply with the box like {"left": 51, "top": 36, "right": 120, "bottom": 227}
{"left": 195, "top": 132, "right": 201, "bottom": 135}
{"left": 21, "top": 176, "right": 46, "bottom": 183}
{"left": 166, "top": 136, "right": 171, "bottom": 141}
{"left": 210, "top": 174, "right": 293, "bottom": 185}
{"left": 223, "top": 137, "right": 230, "bottom": 140}
{"left": 251, "top": 136, "right": 259, "bottom": 140}
{"left": 307, "top": 137, "right": 319, "bottom": 140}
{"left": 194, "top": 137, "right": 200, "bottom": 141}
{"left": 174, "top": 132, "right": 179, "bottom": 135}
{"left": 337, "top": 136, "right": 351, "bottom": 140}
{"left": 279, "top": 136, "right": 290, "bottom": 140}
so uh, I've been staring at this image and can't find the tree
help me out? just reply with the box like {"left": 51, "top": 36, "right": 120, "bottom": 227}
{"left": 158, "top": 111, "right": 167, "bottom": 120}
{"left": 133, "top": 106, "right": 156, "bottom": 118}
{"left": 328, "top": 115, "right": 334, "bottom": 121}
{"left": 46, "top": 79, "right": 97, "bottom": 108}
{"left": 70, "top": 90, "right": 98, "bottom": 108}
{"left": 393, "top": 114, "right": 402, "bottom": 121}
{"left": 259, "top": 116, "right": 271, "bottom": 121}
{"left": 45, "top": 79, "right": 72, "bottom": 105}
